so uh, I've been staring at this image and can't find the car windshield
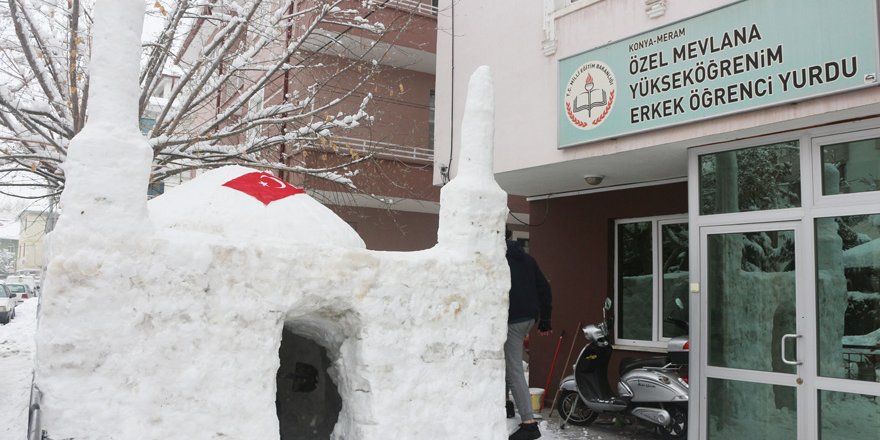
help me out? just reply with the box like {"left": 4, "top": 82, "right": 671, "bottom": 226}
{"left": 6, "top": 284, "right": 26, "bottom": 293}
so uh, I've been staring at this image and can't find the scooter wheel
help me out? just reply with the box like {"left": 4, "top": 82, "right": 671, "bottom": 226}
{"left": 557, "top": 391, "right": 597, "bottom": 426}
{"left": 658, "top": 403, "right": 687, "bottom": 439}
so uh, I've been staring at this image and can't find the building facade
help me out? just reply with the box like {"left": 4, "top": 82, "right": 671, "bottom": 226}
{"left": 256, "top": 0, "right": 446, "bottom": 251}
{"left": 436, "top": 0, "right": 880, "bottom": 438}
{"left": 16, "top": 207, "right": 57, "bottom": 273}
{"left": 174, "top": 0, "right": 519, "bottom": 252}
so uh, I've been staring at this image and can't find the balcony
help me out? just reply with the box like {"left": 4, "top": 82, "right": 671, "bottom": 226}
{"left": 317, "top": 135, "right": 434, "bottom": 163}
{"left": 301, "top": 0, "right": 438, "bottom": 73}
{"left": 385, "top": 0, "right": 439, "bottom": 17}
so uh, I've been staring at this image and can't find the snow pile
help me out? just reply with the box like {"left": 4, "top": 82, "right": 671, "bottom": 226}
{"left": 1, "top": 293, "right": 658, "bottom": 440}
{"left": 34, "top": 13, "right": 510, "bottom": 437}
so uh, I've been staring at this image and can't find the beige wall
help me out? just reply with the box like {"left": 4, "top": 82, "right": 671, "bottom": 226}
{"left": 434, "top": 0, "right": 739, "bottom": 176}
{"left": 17, "top": 211, "right": 50, "bottom": 271}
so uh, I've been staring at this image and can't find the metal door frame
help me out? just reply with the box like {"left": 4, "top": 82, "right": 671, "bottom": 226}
{"left": 698, "top": 221, "right": 812, "bottom": 440}
{"left": 687, "top": 119, "right": 880, "bottom": 439}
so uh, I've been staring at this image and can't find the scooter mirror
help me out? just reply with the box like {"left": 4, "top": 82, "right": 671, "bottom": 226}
{"left": 604, "top": 297, "right": 612, "bottom": 310}
{"left": 675, "top": 297, "right": 684, "bottom": 310}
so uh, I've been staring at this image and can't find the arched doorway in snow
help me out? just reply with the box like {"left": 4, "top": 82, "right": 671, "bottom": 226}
{"left": 276, "top": 326, "right": 343, "bottom": 439}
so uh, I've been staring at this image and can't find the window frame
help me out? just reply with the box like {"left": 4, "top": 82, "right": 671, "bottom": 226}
{"left": 698, "top": 139, "right": 802, "bottom": 216}
{"left": 811, "top": 127, "right": 880, "bottom": 209}
{"left": 557, "top": 0, "right": 603, "bottom": 14}
{"left": 614, "top": 214, "right": 688, "bottom": 350}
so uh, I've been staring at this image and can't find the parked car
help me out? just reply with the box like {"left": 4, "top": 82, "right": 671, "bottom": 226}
{"left": 13, "top": 269, "right": 41, "bottom": 290}
{"left": 5, "top": 275, "right": 37, "bottom": 293}
{"left": 14, "top": 268, "right": 41, "bottom": 278}
{"left": 4, "top": 282, "right": 33, "bottom": 303}
{"left": 0, "top": 284, "right": 15, "bottom": 324}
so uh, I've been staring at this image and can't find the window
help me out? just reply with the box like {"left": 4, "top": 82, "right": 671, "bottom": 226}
{"left": 556, "top": 0, "right": 602, "bottom": 11}
{"left": 615, "top": 216, "right": 689, "bottom": 348}
{"left": 699, "top": 141, "right": 801, "bottom": 215}
{"left": 815, "top": 214, "right": 880, "bottom": 383}
{"left": 148, "top": 182, "right": 165, "bottom": 199}
{"left": 154, "top": 78, "right": 168, "bottom": 99}
{"left": 139, "top": 118, "right": 156, "bottom": 136}
{"left": 820, "top": 136, "right": 880, "bottom": 196}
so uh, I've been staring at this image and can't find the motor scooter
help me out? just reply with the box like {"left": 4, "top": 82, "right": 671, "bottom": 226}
{"left": 557, "top": 298, "right": 689, "bottom": 439}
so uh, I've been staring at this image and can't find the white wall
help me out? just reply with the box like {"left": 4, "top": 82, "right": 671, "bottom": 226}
{"left": 435, "top": 0, "right": 880, "bottom": 195}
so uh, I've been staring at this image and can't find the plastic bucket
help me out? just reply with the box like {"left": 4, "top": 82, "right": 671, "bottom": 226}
{"left": 528, "top": 388, "right": 544, "bottom": 412}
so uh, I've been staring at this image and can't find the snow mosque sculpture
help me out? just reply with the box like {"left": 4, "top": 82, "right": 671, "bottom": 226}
{"left": 33, "top": 1, "right": 510, "bottom": 439}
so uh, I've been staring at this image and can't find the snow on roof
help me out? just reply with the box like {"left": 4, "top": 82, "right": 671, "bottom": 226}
{"left": 843, "top": 238, "right": 880, "bottom": 269}
{"left": 148, "top": 165, "right": 365, "bottom": 249}
{"left": 0, "top": 221, "right": 19, "bottom": 240}
{"left": 0, "top": 222, "right": 21, "bottom": 240}
{"left": 842, "top": 327, "right": 880, "bottom": 348}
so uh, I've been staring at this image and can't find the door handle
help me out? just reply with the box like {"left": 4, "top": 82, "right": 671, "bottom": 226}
{"left": 781, "top": 333, "right": 802, "bottom": 366}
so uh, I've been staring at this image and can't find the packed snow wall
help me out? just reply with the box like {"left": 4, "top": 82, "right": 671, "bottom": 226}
{"left": 37, "top": 201, "right": 509, "bottom": 440}
{"left": 31, "top": 3, "right": 510, "bottom": 438}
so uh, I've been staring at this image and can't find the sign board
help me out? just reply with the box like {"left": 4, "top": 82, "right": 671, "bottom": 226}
{"left": 558, "top": 0, "right": 880, "bottom": 148}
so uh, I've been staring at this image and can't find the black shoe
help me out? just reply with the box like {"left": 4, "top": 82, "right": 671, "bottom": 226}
{"left": 509, "top": 422, "right": 541, "bottom": 440}
{"left": 506, "top": 400, "right": 515, "bottom": 418}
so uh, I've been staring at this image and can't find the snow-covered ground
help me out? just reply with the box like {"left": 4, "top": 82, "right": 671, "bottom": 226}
{"left": 511, "top": 415, "right": 659, "bottom": 440}
{"left": 0, "top": 298, "right": 38, "bottom": 439}
{"left": 0, "top": 297, "right": 656, "bottom": 440}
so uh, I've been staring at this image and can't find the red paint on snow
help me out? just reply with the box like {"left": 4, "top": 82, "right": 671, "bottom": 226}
{"left": 222, "top": 172, "right": 305, "bottom": 205}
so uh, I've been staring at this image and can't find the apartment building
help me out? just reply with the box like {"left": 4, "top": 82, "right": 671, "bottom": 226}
{"left": 168, "top": 0, "right": 469, "bottom": 252}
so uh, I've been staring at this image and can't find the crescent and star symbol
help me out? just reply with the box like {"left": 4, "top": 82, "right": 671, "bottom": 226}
{"left": 259, "top": 174, "right": 287, "bottom": 189}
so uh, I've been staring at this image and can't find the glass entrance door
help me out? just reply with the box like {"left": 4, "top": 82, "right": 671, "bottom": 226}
{"left": 700, "top": 223, "right": 804, "bottom": 440}
{"left": 690, "top": 125, "right": 880, "bottom": 440}
{"left": 811, "top": 214, "right": 880, "bottom": 440}
{"left": 700, "top": 221, "right": 880, "bottom": 440}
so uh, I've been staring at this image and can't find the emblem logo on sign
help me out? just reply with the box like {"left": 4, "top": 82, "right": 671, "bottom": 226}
{"left": 222, "top": 172, "right": 305, "bottom": 205}
{"left": 564, "top": 61, "right": 616, "bottom": 130}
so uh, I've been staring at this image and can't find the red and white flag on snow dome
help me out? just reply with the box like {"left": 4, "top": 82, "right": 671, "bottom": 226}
{"left": 222, "top": 171, "right": 305, "bottom": 205}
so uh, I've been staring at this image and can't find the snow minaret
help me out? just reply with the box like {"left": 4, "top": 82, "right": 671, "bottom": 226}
{"left": 55, "top": 0, "right": 152, "bottom": 235}
{"left": 437, "top": 66, "right": 509, "bottom": 255}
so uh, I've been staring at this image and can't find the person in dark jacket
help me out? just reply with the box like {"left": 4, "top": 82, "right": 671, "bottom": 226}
{"left": 505, "top": 231, "right": 552, "bottom": 440}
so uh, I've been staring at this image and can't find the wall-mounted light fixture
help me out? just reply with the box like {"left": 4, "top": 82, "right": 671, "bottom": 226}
{"left": 440, "top": 164, "right": 450, "bottom": 185}
{"left": 646, "top": 0, "right": 666, "bottom": 18}
{"left": 583, "top": 174, "right": 605, "bottom": 186}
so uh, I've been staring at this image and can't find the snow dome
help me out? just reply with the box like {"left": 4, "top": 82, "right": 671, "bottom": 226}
{"left": 148, "top": 165, "right": 365, "bottom": 249}
{"left": 31, "top": 4, "right": 510, "bottom": 438}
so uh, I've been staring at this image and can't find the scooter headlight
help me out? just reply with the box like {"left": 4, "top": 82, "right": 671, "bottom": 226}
{"left": 582, "top": 324, "right": 609, "bottom": 345}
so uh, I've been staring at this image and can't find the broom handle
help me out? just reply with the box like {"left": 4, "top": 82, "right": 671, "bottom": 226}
{"left": 547, "top": 321, "right": 582, "bottom": 418}
{"left": 539, "top": 333, "right": 564, "bottom": 411}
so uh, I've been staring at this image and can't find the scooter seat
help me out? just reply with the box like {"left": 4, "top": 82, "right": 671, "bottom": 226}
{"left": 619, "top": 356, "right": 667, "bottom": 377}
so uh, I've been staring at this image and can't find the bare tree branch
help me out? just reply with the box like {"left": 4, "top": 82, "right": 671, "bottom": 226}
{"left": 0, "top": 0, "right": 427, "bottom": 202}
